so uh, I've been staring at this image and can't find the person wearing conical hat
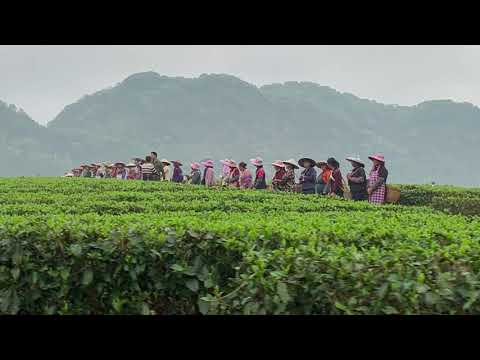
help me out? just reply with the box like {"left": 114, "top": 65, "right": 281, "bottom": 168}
{"left": 126, "top": 163, "right": 138, "bottom": 180}
{"left": 108, "top": 163, "right": 118, "bottom": 178}
{"left": 277, "top": 159, "right": 298, "bottom": 192}
{"left": 95, "top": 164, "right": 106, "bottom": 179}
{"left": 101, "top": 163, "right": 112, "bottom": 178}
{"left": 201, "top": 160, "right": 215, "bottom": 187}
{"left": 225, "top": 160, "right": 240, "bottom": 188}
{"left": 114, "top": 162, "right": 128, "bottom": 180}
{"left": 271, "top": 160, "right": 286, "bottom": 191}
{"left": 238, "top": 161, "right": 253, "bottom": 189}
{"left": 171, "top": 161, "right": 184, "bottom": 183}
{"left": 188, "top": 162, "right": 202, "bottom": 185}
{"left": 81, "top": 165, "right": 92, "bottom": 178}
{"left": 220, "top": 159, "right": 232, "bottom": 186}
{"left": 161, "top": 159, "right": 171, "bottom": 181}
{"left": 132, "top": 159, "right": 143, "bottom": 180}
{"left": 315, "top": 160, "right": 331, "bottom": 195}
{"left": 327, "top": 157, "right": 343, "bottom": 197}
{"left": 367, "top": 154, "right": 388, "bottom": 204}
{"left": 346, "top": 157, "right": 368, "bottom": 201}
{"left": 298, "top": 157, "right": 317, "bottom": 195}
{"left": 250, "top": 157, "right": 266, "bottom": 190}
{"left": 90, "top": 164, "right": 99, "bottom": 177}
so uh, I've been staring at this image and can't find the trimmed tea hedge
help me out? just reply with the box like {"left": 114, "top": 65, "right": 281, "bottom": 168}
{"left": 1, "top": 178, "right": 480, "bottom": 314}
{"left": 398, "top": 184, "right": 480, "bottom": 215}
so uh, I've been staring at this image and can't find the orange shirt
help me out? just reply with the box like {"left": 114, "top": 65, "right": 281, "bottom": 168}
{"left": 321, "top": 169, "right": 332, "bottom": 184}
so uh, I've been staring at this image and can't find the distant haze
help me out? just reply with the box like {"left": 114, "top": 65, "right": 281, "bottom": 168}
{"left": 2, "top": 45, "right": 480, "bottom": 124}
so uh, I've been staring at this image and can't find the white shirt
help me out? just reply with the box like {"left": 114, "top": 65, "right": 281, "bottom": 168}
{"left": 163, "top": 166, "right": 171, "bottom": 181}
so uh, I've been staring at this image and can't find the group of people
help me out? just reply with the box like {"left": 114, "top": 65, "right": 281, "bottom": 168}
{"left": 67, "top": 152, "right": 189, "bottom": 182}
{"left": 65, "top": 152, "right": 390, "bottom": 204}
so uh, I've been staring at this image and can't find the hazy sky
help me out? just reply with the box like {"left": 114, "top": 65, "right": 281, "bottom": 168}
{"left": 2, "top": 45, "right": 480, "bottom": 125}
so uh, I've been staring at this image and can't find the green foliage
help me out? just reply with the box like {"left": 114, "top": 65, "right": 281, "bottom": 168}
{"left": 1, "top": 178, "right": 480, "bottom": 314}
{"left": 398, "top": 184, "right": 480, "bottom": 215}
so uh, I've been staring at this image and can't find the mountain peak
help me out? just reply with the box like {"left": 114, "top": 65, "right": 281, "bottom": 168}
{"left": 123, "top": 71, "right": 162, "bottom": 82}
{"left": 199, "top": 73, "right": 252, "bottom": 83}
{"left": 119, "top": 71, "right": 168, "bottom": 90}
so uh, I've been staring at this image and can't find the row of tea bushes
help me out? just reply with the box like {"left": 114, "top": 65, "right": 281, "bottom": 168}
{"left": 1, "top": 212, "right": 480, "bottom": 314}
{"left": 397, "top": 185, "right": 480, "bottom": 215}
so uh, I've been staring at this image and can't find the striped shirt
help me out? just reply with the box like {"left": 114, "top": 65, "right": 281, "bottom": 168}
{"left": 140, "top": 163, "right": 158, "bottom": 176}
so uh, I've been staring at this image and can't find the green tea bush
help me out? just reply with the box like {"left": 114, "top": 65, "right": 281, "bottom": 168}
{"left": 0, "top": 178, "right": 480, "bottom": 314}
{"left": 1, "top": 213, "right": 480, "bottom": 314}
{"left": 398, "top": 184, "right": 480, "bottom": 215}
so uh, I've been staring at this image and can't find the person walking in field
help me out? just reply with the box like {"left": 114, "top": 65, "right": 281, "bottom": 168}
{"left": 81, "top": 165, "right": 92, "bottom": 178}
{"left": 90, "top": 164, "right": 99, "bottom": 177}
{"left": 106, "top": 164, "right": 113, "bottom": 178}
{"left": 140, "top": 156, "right": 158, "bottom": 181}
{"left": 327, "top": 157, "right": 344, "bottom": 197}
{"left": 367, "top": 154, "right": 389, "bottom": 204}
{"left": 99, "top": 164, "right": 105, "bottom": 178}
{"left": 346, "top": 157, "right": 368, "bottom": 201}
{"left": 110, "top": 163, "right": 119, "bottom": 178}
{"left": 315, "top": 160, "right": 332, "bottom": 195}
{"left": 251, "top": 157, "right": 267, "bottom": 190}
{"left": 238, "top": 161, "right": 253, "bottom": 189}
{"left": 226, "top": 160, "right": 240, "bottom": 188}
{"left": 151, "top": 152, "right": 165, "bottom": 181}
{"left": 133, "top": 159, "right": 144, "bottom": 180}
{"left": 126, "top": 163, "right": 138, "bottom": 180}
{"left": 271, "top": 160, "right": 286, "bottom": 191}
{"left": 171, "top": 161, "right": 184, "bottom": 183}
{"left": 95, "top": 164, "right": 106, "bottom": 178}
{"left": 188, "top": 162, "right": 202, "bottom": 185}
{"left": 161, "top": 159, "right": 171, "bottom": 181}
{"left": 279, "top": 159, "right": 298, "bottom": 192}
{"left": 201, "top": 159, "right": 215, "bottom": 187}
{"left": 115, "top": 162, "right": 128, "bottom": 180}
{"left": 220, "top": 159, "right": 232, "bottom": 186}
{"left": 298, "top": 157, "right": 317, "bottom": 194}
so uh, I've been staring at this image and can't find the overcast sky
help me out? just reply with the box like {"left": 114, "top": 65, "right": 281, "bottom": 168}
{"left": 2, "top": 45, "right": 480, "bottom": 125}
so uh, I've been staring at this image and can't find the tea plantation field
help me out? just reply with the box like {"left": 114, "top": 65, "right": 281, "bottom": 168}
{"left": 1, "top": 177, "right": 480, "bottom": 315}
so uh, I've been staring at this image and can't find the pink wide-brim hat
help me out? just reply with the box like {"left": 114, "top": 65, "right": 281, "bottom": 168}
{"left": 272, "top": 160, "right": 286, "bottom": 168}
{"left": 368, "top": 154, "right": 385, "bottom": 163}
{"left": 250, "top": 157, "right": 263, "bottom": 166}
{"left": 201, "top": 160, "right": 214, "bottom": 167}
{"left": 220, "top": 159, "right": 231, "bottom": 166}
{"left": 190, "top": 162, "right": 201, "bottom": 170}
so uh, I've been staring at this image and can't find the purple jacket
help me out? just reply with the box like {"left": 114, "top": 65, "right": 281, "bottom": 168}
{"left": 172, "top": 166, "right": 183, "bottom": 183}
{"left": 300, "top": 167, "right": 317, "bottom": 192}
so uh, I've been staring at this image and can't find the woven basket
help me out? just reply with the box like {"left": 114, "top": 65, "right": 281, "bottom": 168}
{"left": 343, "top": 190, "right": 352, "bottom": 200}
{"left": 341, "top": 179, "right": 351, "bottom": 200}
{"left": 385, "top": 185, "right": 401, "bottom": 203}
